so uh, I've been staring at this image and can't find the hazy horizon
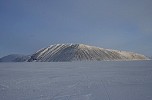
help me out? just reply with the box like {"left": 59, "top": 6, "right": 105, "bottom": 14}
{"left": 0, "top": 0, "right": 152, "bottom": 57}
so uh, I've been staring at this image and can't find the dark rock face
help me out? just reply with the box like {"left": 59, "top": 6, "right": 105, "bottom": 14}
{"left": 28, "top": 44, "right": 148, "bottom": 62}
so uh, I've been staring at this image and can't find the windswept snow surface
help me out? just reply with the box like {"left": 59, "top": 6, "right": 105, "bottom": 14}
{"left": 0, "top": 61, "right": 152, "bottom": 100}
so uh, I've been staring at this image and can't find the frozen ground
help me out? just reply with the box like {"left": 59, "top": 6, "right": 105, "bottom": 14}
{"left": 0, "top": 61, "right": 152, "bottom": 100}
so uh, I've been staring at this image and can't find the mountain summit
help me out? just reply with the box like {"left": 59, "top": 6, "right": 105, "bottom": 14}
{"left": 28, "top": 44, "right": 148, "bottom": 62}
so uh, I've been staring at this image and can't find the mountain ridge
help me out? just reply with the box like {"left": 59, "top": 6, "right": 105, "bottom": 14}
{"left": 28, "top": 44, "right": 148, "bottom": 62}
{"left": 0, "top": 54, "right": 30, "bottom": 62}
{"left": 0, "top": 44, "right": 149, "bottom": 62}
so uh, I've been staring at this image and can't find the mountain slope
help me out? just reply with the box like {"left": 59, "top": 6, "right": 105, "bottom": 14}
{"left": 28, "top": 44, "right": 148, "bottom": 62}
{"left": 0, "top": 54, "right": 30, "bottom": 62}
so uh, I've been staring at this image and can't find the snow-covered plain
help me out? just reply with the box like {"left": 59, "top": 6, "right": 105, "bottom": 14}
{"left": 0, "top": 61, "right": 152, "bottom": 100}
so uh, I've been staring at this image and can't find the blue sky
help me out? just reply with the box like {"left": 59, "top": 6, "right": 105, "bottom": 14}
{"left": 0, "top": 0, "right": 152, "bottom": 57}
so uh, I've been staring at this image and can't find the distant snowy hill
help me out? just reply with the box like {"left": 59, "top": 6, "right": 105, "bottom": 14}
{"left": 28, "top": 44, "right": 148, "bottom": 62}
{"left": 0, "top": 54, "right": 30, "bottom": 62}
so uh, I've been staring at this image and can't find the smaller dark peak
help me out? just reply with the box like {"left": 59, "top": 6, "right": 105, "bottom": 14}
{"left": 0, "top": 54, "right": 30, "bottom": 62}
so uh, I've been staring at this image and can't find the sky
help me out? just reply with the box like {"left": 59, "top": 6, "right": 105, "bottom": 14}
{"left": 0, "top": 0, "right": 152, "bottom": 57}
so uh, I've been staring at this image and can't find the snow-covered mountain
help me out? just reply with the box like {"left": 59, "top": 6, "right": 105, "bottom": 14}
{"left": 0, "top": 54, "right": 30, "bottom": 62}
{"left": 28, "top": 44, "right": 148, "bottom": 62}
